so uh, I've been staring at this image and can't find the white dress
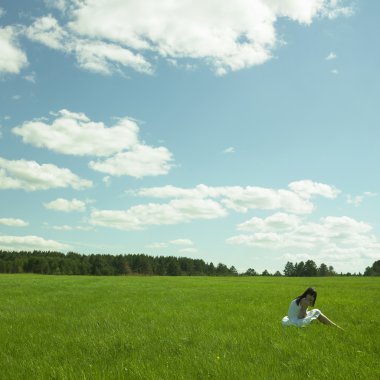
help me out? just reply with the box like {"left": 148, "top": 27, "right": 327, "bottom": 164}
{"left": 282, "top": 299, "right": 321, "bottom": 327}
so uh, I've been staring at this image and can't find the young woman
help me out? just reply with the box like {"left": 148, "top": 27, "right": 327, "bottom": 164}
{"left": 282, "top": 287, "right": 343, "bottom": 329}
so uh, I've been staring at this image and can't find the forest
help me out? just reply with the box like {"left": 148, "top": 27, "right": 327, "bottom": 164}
{"left": 0, "top": 251, "right": 378, "bottom": 277}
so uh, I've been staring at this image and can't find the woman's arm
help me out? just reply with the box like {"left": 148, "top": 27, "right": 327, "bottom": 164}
{"left": 298, "top": 298, "right": 308, "bottom": 319}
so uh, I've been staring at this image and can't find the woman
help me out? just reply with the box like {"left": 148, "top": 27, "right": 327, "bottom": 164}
{"left": 282, "top": 287, "right": 343, "bottom": 329}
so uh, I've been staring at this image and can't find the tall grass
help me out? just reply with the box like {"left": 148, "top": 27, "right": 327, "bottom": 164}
{"left": 0, "top": 275, "right": 378, "bottom": 379}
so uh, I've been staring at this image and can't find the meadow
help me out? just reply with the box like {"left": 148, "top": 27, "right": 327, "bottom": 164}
{"left": 0, "top": 275, "right": 378, "bottom": 380}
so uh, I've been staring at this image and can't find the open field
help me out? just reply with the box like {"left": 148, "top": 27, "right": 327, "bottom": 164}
{"left": 0, "top": 275, "right": 379, "bottom": 379}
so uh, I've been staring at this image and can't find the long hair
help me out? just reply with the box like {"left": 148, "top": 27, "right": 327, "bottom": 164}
{"left": 295, "top": 287, "right": 317, "bottom": 306}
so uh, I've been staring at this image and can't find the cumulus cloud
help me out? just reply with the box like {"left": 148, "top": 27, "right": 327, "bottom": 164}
{"left": 24, "top": 72, "right": 36, "bottom": 83}
{"left": 136, "top": 180, "right": 339, "bottom": 214}
{"left": 227, "top": 214, "right": 380, "bottom": 264}
{"left": 325, "top": 51, "right": 337, "bottom": 60}
{"left": 0, "top": 157, "right": 92, "bottom": 191}
{"left": 170, "top": 239, "right": 194, "bottom": 246}
{"left": 237, "top": 212, "right": 301, "bottom": 232}
{"left": 0, "top": 218, "right": 29, "bottom": 227}
{"left": 364, "top": 192, "right": 378, "bottom": 197}
{"left": 26, "top": 14, "right": 152, "bottom": 75}
{"left": 0, "top": 235, "right": 68, "bottom": 251}
{"left": 179, "top": 247, "right": 198, "bottom": 254}
{"left": 322, "top": 1, "right": 354, "bottom": 19}
{"left": 14, "top": 110, "right": 174, "bottom": 178}
{"left": 146, "top": 238, "right": 194, "bottom": 250}
{"left": 74, "top": 39, "right": 153, "bottom": 75}
{"left": 90, "top": 180, "right": 338, "bottom": 232}
{"left": 145, "top": 242, "right": 168, "bottom": 249}
{"left": 44, "top": 198, "right": 87, "bottom": 212}
{"left": 13, "top": 109, "right": 139, "bottom": 156}
{"left": 23, "top": 0, "right": 353, "bottom": 76}
{"left": 89, "top": 144, "right": 174, "bottom": 178}
{"left": 346, "top": 195, "right": 364, "bottom": 207}
{"left": 51, "top": 225, "right": 93, "bottom": 231}
{"left": 0, "top": 26, "right": 28, "bottom": 74}
{"left": 26, "top": 15, "right": 68, "bottom": 50}
{"left": 89, "top": 199, "right": 227, "bottom": 230}
{"left": 346, "top": 192, "right": 378, "bottom": 207}
{"left": 43, "top": 0, "right": 67, "bottom": 12}
{"left": 223, "top": 147, "right": 235, "bottom": 154}
{"left": 288, "top": 180, "right": 340, "bottom": 199}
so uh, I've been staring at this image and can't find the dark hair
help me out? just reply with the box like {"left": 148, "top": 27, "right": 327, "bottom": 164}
{"left": 295, "top": 287, "right": 317, "bottom": 306}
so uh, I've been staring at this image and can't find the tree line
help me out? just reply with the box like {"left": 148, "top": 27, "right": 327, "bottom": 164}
{"left": 0, "top": 250, "right": 238, "bottom": 276}
{"left": 0, "top": 251, "right": 378, "bottom": 277}
{"left": 242, "top": 259, "right": 380, "bottom": 277}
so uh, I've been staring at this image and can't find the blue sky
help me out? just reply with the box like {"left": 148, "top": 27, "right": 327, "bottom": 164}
{"left": 0, "top": 0, "right": 379, "bottom": 273}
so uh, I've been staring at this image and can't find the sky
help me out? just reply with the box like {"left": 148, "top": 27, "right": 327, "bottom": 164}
{"left": 0, "top": 0, "right": 379, "bottom": 274}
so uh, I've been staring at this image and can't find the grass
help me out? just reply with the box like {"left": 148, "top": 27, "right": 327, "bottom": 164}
{"left": 0, "top": 275, "right": 379, "bottom": 379}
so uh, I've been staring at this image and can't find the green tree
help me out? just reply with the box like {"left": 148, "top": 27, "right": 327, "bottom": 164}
{"left": 283, "top": 261, "right": 295, "bottom": 276}
{"left": 328, "top": 265, "right": 336, "bottom": 276}
{"left": 216, "top": 263, "right": 229, "bottom": 275}
{"left": 364, "top": 260, "right": 380, "bottom": 276}
{"left": 295, "top": 261, "right": 305, "bottom": 276}
{"left": 318, "top": 263, "right": 329, "bottom": 276}
{"left": 244, "top": 268, "right": 257, "bottom": 276}
{"left": 167, "top": 258, "right": 181, "bottom": 276}
{"left": 304, "top": 260, "right": 318, "bottom": 276}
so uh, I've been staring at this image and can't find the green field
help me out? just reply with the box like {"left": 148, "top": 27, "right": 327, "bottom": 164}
{"left": 0, "top": 275, "right": 378, "bottom": 379}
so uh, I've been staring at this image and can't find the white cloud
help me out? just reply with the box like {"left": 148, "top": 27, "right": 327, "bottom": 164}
{"left": 51, "top": 225, "right": 93, "bottom": 231}
{"left": 102, "top": 176, "right": 111, "bottom": 187}
{"left": 227, "top": 214, "right": 380, "bottom": 264}
{"left": 26, "top": 15, "right": 69, "bottom": 50}
{"left": 364, "top": 192, "right": 378, "bottom": 197}
{"left": 325, "top": 51, "right": 337, "bottom": 60}
{"left": 237, "top": 212, "right": 301, "bottom": 232}
{"left": 145, "top": 242, "right": 168, "bottom": 249}
{"left": 24, "top": 72, "right": 36, "bottom": 83}
{"left": 44, "top": 198, "right": 87, "bottom": 212}
{"left": 0, "top": 157, "right": 92, "bottom": 191}
{"left": 322, "top": 1, "right": 354, "bottom": 19}
{"left": 223, "top": 147, "right": 235, "bottom": 154}
{"left": 43, "top": 0, "right": 67, "bottom": 12}
{"left": 0, "top": 235, "right": 68, "bottom": 251}
{"left": 179, "top": 248, "right": 198, "bottom": 254}
{"left": 14, "top": 110, "right": 174, "bottom": 178}
{"left": 0, "top": 26, "right": 28, "bottom": 74}
{"left": 13, "top": 110, "right": 139, "bottom": 156}
{"left": 137, "top": 180, "right": 339, "bottom": 214}
{"left": 0, "top": 218, "right": 29, "bottom": 227}
{"left": 346, "top": 192, "right": 378, "bottom": 207}
{"left": 89, "top": 144, "right": 174, "bottom": 178}
{"left": 24, "top": 0, "right": 353, "bottom": 76}
{"left": 346, "top": 195, "right": 363, "bottom": 207}
{"left": 146, "top": 239, "right": 194, "bottom": 250}
{"left": 74, "top": 39, "right": 153, "bottom": 75}
{"left": 89, "top": 198, "right": 227, "bottom": 231}
{"left": 331, "top": 69, "right": 339, "bottom": 74}
{"left": 26, "top": 15, "right": 152, "bottom": 75}
{"left": 288, "top": 180, "right": 340, "bottom": 199}
{"left": 0, "top": 8, "right": 6, "bottom": 17}
{"left": 92, "top": 180, "right": 339, "bottom": 231}
{"left": 170, "top": 239, "right": 194, "bottom": 246}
